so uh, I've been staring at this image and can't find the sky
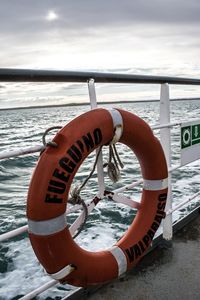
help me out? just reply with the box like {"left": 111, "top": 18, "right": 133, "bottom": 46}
{"left": 0, "top": 0, "right": 200, "bottom": 108}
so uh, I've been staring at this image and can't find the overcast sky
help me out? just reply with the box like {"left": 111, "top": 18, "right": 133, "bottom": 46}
{"left": 0, "top": 0, "right": 200, "bottom": 108}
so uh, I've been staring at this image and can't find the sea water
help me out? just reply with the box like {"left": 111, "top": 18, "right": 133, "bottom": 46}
{"left": 0, "top": 100, "right": 200, "bottom": 299}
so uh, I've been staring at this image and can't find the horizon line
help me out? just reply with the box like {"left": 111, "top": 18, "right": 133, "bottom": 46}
{"left": 0, "top": 97, "right": 200, "bottom": 112}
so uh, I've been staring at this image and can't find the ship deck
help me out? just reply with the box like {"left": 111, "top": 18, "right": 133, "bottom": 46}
{"left": 86, "top": 213, "right": 200, "bottom": 300}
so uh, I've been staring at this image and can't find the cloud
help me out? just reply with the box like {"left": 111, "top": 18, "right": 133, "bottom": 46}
{"left": 0, "top": 0, "right": 200, "bottom": 35}
{"left": 0, "top": 1, "right": 199, "bottom": 88}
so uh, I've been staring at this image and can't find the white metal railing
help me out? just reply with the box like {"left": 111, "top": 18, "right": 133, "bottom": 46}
{"left": 0, "top": 71, "right": 200, "bottom": 299}
{"left": 160, "top": 83, "right": 173, "bottom": 240}
{"left": 0, "top": 145, "right": 44, "bottom": 160}
{"left": 19, "top": 279, "right": 58, "bottom": 300}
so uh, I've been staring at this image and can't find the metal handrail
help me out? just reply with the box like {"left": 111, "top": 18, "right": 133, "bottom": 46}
{"left": 19, "top": 279, "right": 58, "bottom": 300}
{"left": 0, "top": 68, "right": 200, "bottom": 85}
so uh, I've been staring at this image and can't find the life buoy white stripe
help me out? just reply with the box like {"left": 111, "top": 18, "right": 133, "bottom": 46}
{"left": 109, "top": 246, "right": 127, "bottom": 276}
{"left": 107, "top": 109, "right": 123, "bottom": 144}
{"left": 28, "top": 214, "right": 66, "bottom": 236}
{"left": 143, "top": 178, "right": 168, "bottom": 191}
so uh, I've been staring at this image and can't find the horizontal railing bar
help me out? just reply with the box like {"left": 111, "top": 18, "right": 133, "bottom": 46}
{"left": 0, "top": 145, "right": 44, "bottom": 160}
{"left": 0, "top": 225, "right": 28, "bottom": 242}
{"left": 19, "top": 279, "right": 58, "bottom": 300}
{"left": 166, "top": 190, "right": 200, "bottom": 215}
{"left": 0, "top": 119, "right": 197, "bottom": 161}
{"left": 0, "top": 69, "right": 200, "bottom": 85}
{"left": 152, "top": 121, "right": 182, "bottom": 130}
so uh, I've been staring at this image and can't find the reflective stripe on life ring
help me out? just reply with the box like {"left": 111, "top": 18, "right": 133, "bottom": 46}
{"left": 27, "top": 108, "right": 168, "bottom": 287}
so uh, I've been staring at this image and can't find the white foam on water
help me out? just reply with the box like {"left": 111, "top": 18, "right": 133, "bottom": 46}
{"left": 0, "top": 238, "right": 72, "bottom": 299}
{"left": 0, "top": 217, "right": 125, "bottom": 299}
{"left": 76, "top": 222, "right": 120, "bottom": 251}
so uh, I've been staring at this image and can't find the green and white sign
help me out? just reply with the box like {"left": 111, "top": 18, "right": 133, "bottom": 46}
{"left": 181, "top": 120, "right": 200, "bottom": 165}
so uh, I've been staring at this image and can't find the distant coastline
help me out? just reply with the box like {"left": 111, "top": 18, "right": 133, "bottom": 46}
{"left": 0, "top": 97, "right": 200, "bottom": 112}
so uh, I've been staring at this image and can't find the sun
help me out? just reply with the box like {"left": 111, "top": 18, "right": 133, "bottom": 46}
{"left": 46, "top": 10, "right": 58, "bottom": 21}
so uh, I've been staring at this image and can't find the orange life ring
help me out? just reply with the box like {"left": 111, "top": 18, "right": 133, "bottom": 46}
{"left": 27, "top": 108, "right": 168, "bottom": 287}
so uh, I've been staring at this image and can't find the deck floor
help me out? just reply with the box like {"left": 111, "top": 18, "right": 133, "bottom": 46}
{"left": 88, "top": 215, "right": 200, "bottom": 300}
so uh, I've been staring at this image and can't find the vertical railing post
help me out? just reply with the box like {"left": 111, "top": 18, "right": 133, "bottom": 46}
{"left": 87, "top": 79, "right": 105, "bottom": 197}
{"left": 88, "top": 78, "right": 98, "bottom": 110}
{"left": 159, "top": 83, "right": 173, "bottom": 240}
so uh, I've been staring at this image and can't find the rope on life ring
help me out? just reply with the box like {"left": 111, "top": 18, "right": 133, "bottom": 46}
{"left": 27, "top": 108, "right": 168, "bottom": 287}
